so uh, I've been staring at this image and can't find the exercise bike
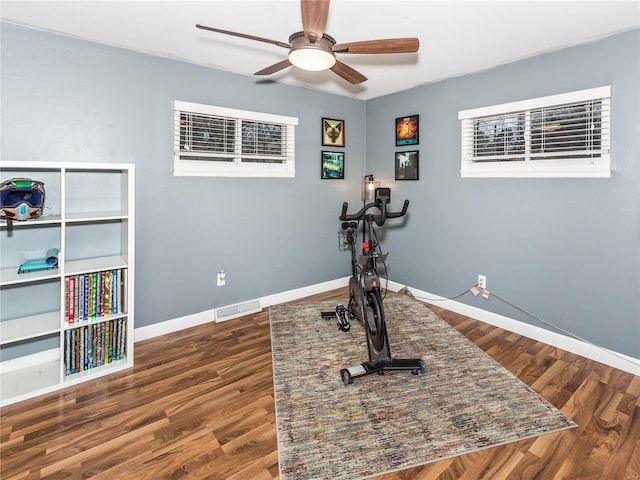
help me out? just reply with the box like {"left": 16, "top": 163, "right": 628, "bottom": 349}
{"left": 322, "top": 187, "right": 426, "bottom": 385}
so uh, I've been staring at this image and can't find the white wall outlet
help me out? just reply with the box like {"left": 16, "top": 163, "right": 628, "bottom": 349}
{"left": 477, "top": 274, "right": 487, "bottom": 289}
{"left": 217, "top": 270, "right": 226, "bottom": 286}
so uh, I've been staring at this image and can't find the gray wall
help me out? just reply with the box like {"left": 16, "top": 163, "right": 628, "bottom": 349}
{"left": 2, "top": 22, "right": 638, "bottom": 359}
{"left": 365, "top": 29, "right": 639, "bottom": 358}
{"left": 1, "top": 22, "right": 365, "bottom": 329}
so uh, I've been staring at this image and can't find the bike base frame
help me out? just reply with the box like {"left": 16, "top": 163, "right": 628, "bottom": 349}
{"left": 340, "top": 358, "right": 426, "bottom": 385}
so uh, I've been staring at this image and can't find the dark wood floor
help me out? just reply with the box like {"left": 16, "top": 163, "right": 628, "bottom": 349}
{"left": 1, "top": 288, "right": 639, "bottom": 479}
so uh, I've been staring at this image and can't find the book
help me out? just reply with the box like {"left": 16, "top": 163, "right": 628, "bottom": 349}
{"left": 68, "top": 276, "right": 75, "bottom": 323}
{"left": 64, "top": 277, "right": 69, "bottom": 322}
{"left": 64, "top": 329, "right": 71, "bottom": 375}
{"left": 123, "top": 269, "right": 128, "bottom": 314}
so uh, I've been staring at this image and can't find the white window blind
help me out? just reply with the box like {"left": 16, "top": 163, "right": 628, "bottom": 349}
{"left": 458, "top": 86, "right": 611, "bottom": 178}
{"left": 174, "top": 101, "right": 298, "bottom": 177}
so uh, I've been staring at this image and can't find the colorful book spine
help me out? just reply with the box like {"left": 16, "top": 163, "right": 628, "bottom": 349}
{"left": 64, "top": 277, "right": 69, "bottom": 322}
{"left": 88, "top": 273, "right": 94, "bottom": 319}
{"left": 111, "top": 270, "right": 117, "bottom": 315}
{"left": 83, "top": 274, "right": 89, "bottom": 321}
{"left": 77, "top": 327, "right": 81, "bottom": 373}
{"left": 74, "top": 275, "right": 80, "bottom": 321}
{"left": 105, "top": 270, "right": 110, "bottom": 316}
{"left": 64, "top": 330, "right": 71, "bottom": 375}
{"left": 96, "top": 322, "right": 103, "bottom": 367}
{"left": 77, "top": 276, "right": 83, "bottom": 323}
{"left": 68, "top": 276, "right": 75, "bottom": 323}
{"left": 123, "top": 269, "right": 128, "bottom": 314}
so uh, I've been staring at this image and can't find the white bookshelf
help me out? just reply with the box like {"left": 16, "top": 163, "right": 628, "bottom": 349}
{"left": 0, "top": 161, "right": 135, "bottom": 406}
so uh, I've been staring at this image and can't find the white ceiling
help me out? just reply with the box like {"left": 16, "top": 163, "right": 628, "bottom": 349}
{"left": 2, "top": 1, "right": 639, "bottom": 100}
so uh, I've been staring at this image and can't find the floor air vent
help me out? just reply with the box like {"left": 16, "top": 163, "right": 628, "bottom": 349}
{"left": 215, "top": 300, "right": 262, "bottom": 322}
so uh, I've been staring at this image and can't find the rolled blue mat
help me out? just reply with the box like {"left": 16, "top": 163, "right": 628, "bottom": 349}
{"left": 45, "top": 248, "right": 59, "bottom": 265}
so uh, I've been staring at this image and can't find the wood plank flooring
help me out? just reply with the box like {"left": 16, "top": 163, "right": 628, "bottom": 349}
{"left": 1, "top": 288, "right": 639, "bottom": 479}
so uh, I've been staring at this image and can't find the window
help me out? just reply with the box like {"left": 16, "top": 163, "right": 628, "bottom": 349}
{"left": 174, "top": 101, "right": 298, "bottom": 177}
{"left": 458, "top": 86, "right": 611, "bottom": 178}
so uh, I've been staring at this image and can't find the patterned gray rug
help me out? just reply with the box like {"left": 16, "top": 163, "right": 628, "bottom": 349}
{"left": 269, "top": 295, "right": 577, "bottom": 480}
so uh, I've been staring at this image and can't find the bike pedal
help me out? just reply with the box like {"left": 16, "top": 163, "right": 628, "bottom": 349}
{"left": 338, "top": 323, "right": 351, "bottom": 332}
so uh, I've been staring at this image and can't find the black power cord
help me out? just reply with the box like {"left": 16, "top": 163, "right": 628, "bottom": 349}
{"left": 407, "top": 284, "right": 638, "bottom": 367}
{"left": 410, "top": 285, "right": 477, "bottom": 303}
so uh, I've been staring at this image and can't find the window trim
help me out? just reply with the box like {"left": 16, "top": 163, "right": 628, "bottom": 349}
{"left": 458, "top": 86, "right": 611, "bottom": 178}
{"left": 174, "top": 101, "right": 298, "bottom": 178}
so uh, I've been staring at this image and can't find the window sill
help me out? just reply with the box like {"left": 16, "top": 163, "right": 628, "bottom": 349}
{"left": 461, "top": 162, "right": 611, "bottom": 178}
{"left": 173, "top": 169, "right": 295, "bottom": 178}
{"left": 173, "top": 161, "right": 295, "bottom": 178}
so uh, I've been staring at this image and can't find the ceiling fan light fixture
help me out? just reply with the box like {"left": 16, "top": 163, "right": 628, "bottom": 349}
{"left": 289, "top": 47, "right": 336, "bottom": 71}
{"left": 287, "top": 31, "right": 336, "bottom": 72}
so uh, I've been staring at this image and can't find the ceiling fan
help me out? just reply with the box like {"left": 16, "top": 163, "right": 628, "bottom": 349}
{"left": 196, "top": 0, "right": 419, "bottom": 85}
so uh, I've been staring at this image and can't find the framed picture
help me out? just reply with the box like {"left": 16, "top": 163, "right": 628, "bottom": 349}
{"left": 395, "top": 151, "right": 419, "bottom": 180}
{"left": 395, "top": 114, "right": 419, "bottom": 146}
{"left": 322, "top": 118, "right": 345, "bottom": 147}
{"left": 321, "top": 151, "right": 345, "bottom": 179}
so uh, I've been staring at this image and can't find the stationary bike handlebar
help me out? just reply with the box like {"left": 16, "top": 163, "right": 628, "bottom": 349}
{"left": 340, "top": 199, "right": 409, "bottom": 226}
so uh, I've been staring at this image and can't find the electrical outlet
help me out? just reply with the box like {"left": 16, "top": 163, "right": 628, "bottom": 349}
{"left": 477, "top": 274, "right": 486, "bottom": 289}
{"left": 217, "top": 270, "right": 226, "bottom": 287}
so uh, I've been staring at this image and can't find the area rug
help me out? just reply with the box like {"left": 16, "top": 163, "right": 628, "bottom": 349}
{"left": 269, "top": 295, "right": 577, "bottom": 480}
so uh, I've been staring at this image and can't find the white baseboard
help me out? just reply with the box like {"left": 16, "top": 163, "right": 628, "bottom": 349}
{"left": 135, "top": 310, "right": 215, "bottom": 342}
{"left": 134, "top": 277, "right": 350, "bottom": 342}
{"left": 259, "top": 276, "right": 349, "bottom": 308}
{"left": 133, "top": 277, "right": 638, "bottom": 376}
{"left": 386, "top": 281, "right": 640, "bottom": 376}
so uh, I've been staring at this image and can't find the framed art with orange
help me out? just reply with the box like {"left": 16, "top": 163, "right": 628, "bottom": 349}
{"left": 395, "top": 114, "right": 419, "bottom": 146}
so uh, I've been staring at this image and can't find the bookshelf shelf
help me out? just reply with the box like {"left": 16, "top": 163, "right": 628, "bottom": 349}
{"left": 62, "top": 357, "right": 129, "bottom": 383}
{"left": 65, "top": 211, "right": 128, "bottom": 223}
{"left": 0, "top": 311, "right": 60, "bottom": 345}
{"left": 65, "top": 255, "right": 128, "bottom": 276}
{"left": 0, "top": 357, "right": 60, "bottom": 402}
{"left": 0, "top": 214, "right": 63, "bottom": 227}
{"left": 0, "top": 162, "right": 135, "bottom": 406}
{"left": 0, "top": 266, "right": 61, "bottom": 285}
{"left": 63, "top": 311, "right": 127, "bottom": 330}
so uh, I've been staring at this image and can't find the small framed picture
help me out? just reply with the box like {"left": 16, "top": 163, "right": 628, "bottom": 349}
{"left": 321, "top": 151, "right": 345, "bottom": 179}
{"left": 395, "top": 151, "right": 419, "bottom": 180}
{"left": 322, "top": 118, "right": 345, "bottom": 147}
{"left": 395, "top": 114, "right": 419, "bottom": 146}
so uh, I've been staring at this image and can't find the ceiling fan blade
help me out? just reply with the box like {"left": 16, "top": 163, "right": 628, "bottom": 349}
{"left": 334, "top": 38, "right": 420, "bottom": 54}
{"left": 301, "top": 0, "right": 330, "bottom": 42}
{"left": 330, "top": 60, "right": 367, "bottom": 84}
{"left": 255, "top": 59, "right": 292, "bottom": 76}
{"left": 196, "top": 24, "right": 290, "bottom": 49}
